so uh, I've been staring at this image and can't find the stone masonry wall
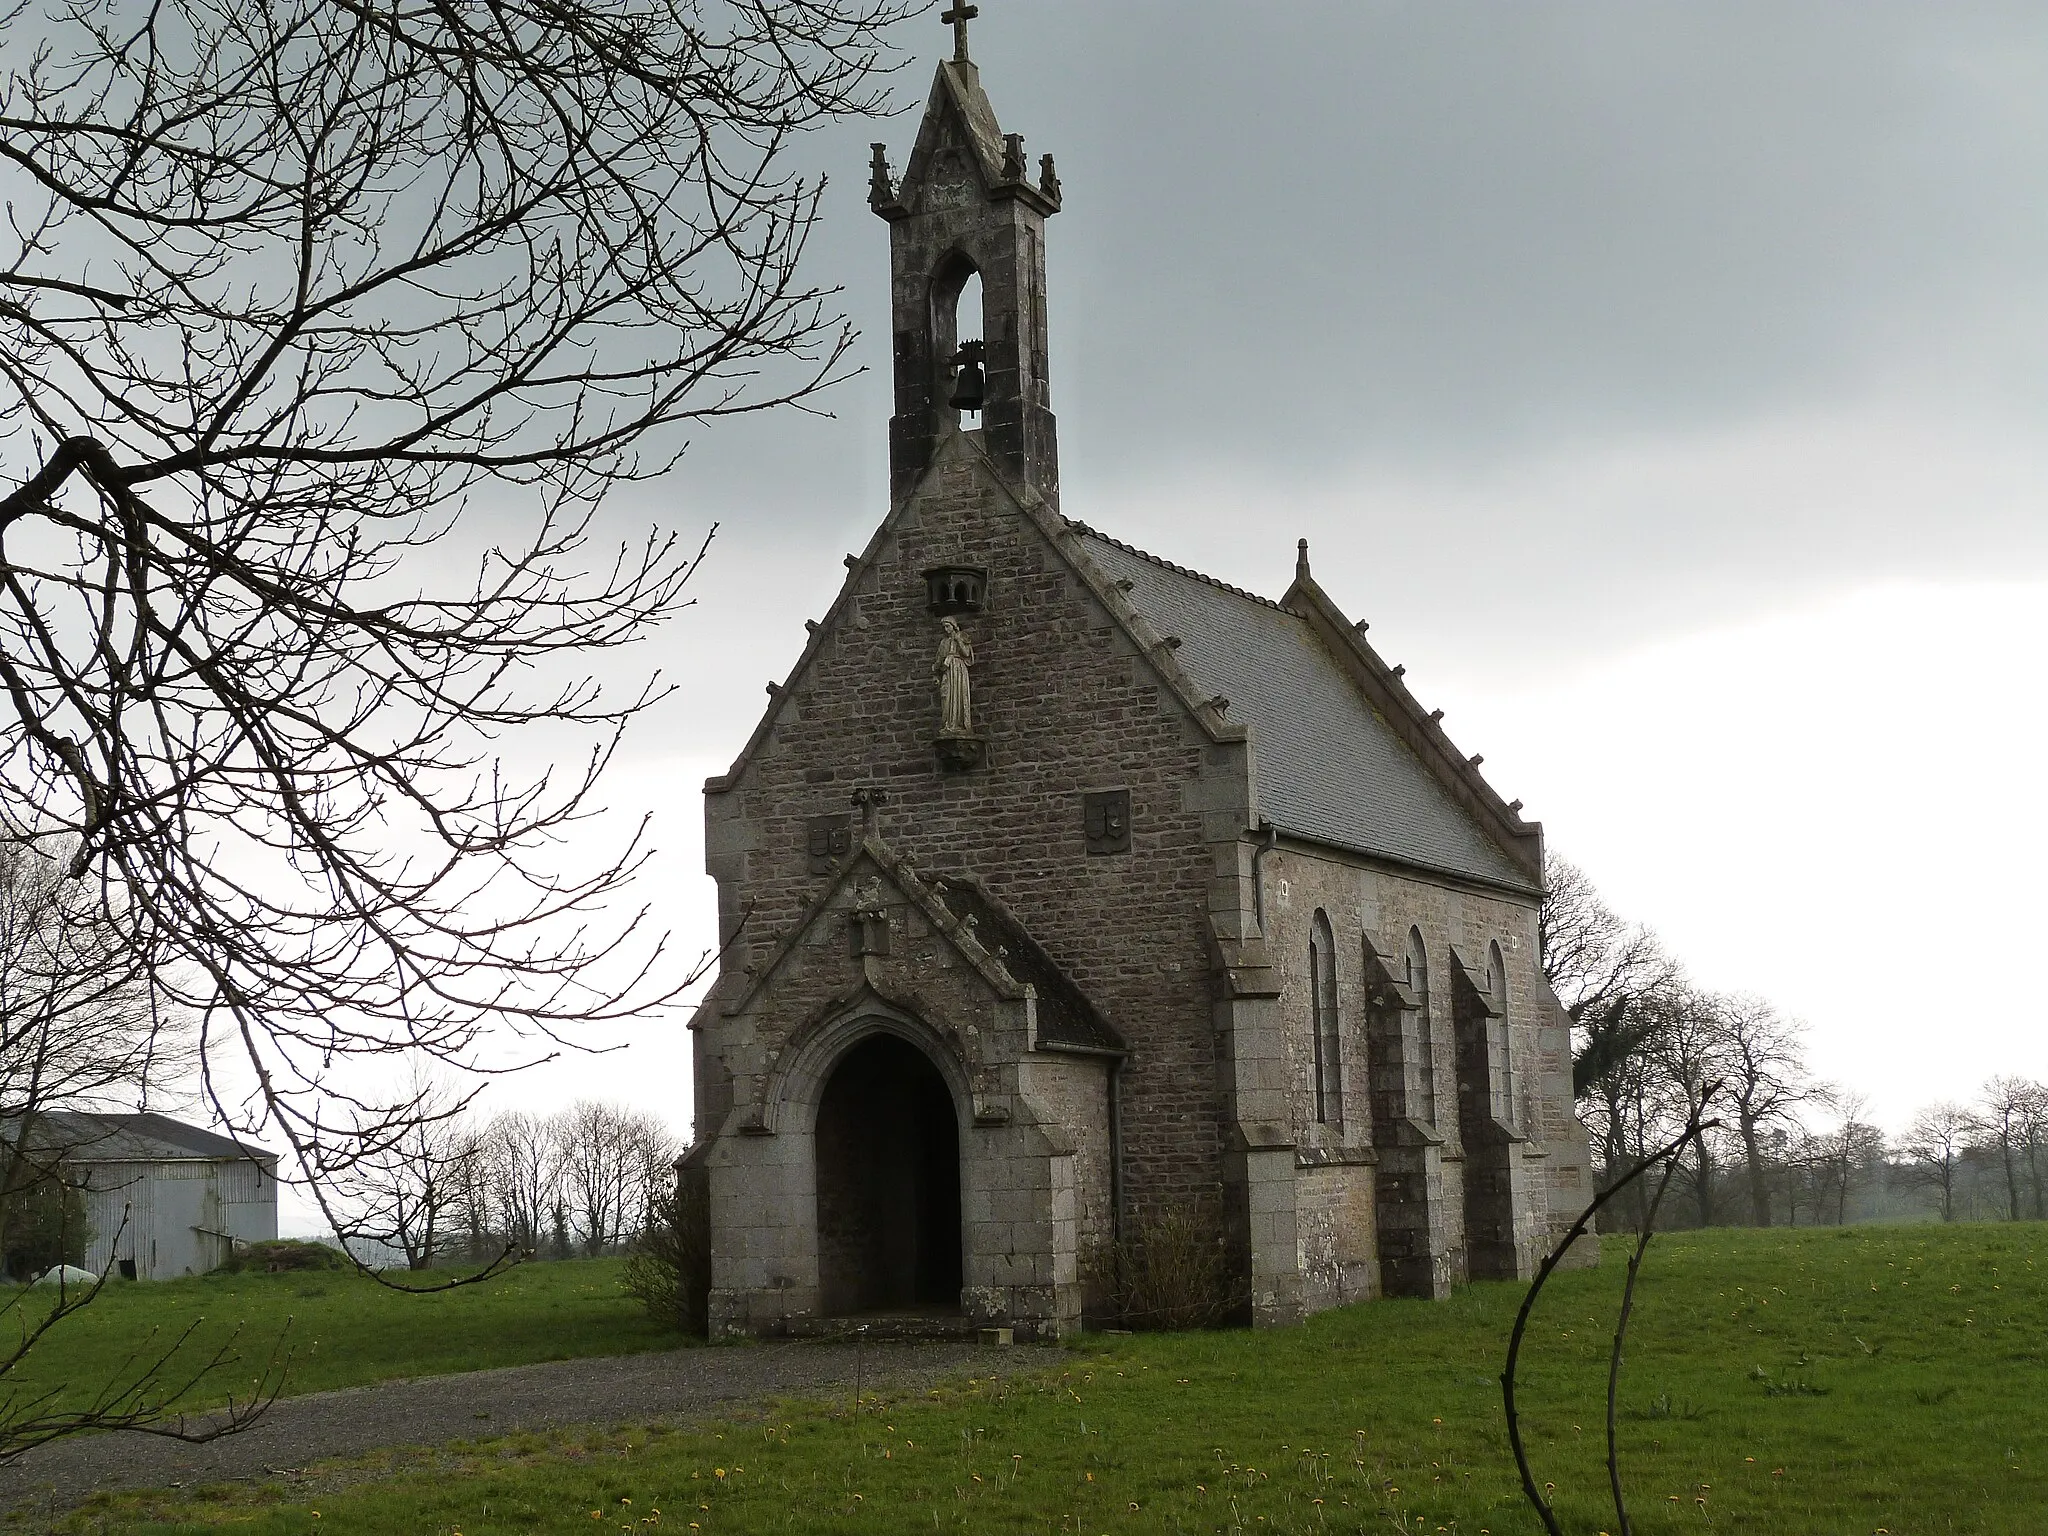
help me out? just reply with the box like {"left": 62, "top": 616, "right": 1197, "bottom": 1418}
{"left": 1256, "top": 842, "right": 1592, "bottom": 1308}
{"left": 701, "top": 440, "right": 1241, "bottom": 1295}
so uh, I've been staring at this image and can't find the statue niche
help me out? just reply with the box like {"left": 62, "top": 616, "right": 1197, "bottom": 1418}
{"left": 933, "top": 617, "right": 985, "bottom": 772}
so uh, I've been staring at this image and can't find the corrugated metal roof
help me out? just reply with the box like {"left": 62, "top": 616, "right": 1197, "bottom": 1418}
{"left": 13, "top": 1112, "right": 276, "bottom": 1165}
{"left": 1076, "top": 529, "right": 1531, "bottom": 890}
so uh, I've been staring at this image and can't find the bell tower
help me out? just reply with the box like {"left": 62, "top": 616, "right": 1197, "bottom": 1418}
{"left": 870, "top": 7, "right": 1062, "bottom": 508}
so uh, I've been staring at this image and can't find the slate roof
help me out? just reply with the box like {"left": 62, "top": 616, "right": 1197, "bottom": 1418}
{"left": 1073, "top": 528, "right": 1534, "bottom": 892}
{"left": 934, "top": 878, "right": 1125, "bottom": 1055}
{"left": 10, "top": 1112, "right": 276, "bottom": 1165}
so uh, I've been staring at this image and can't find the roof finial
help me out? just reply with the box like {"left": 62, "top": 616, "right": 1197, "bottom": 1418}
{"left": 941, "top": 2, "right": 978, "bottom": 63}
{"left": 1296, "top": 538, "right": 1311, "bottom": 581}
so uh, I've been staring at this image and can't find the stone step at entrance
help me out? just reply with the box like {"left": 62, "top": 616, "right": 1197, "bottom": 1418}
{"left": 828, "top": 1309, "right": 998, "bottom": 1343}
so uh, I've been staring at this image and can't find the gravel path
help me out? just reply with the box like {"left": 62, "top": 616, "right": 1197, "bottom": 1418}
{"left": 0, "top": 1339, "right": 1009, "bottom": 1523}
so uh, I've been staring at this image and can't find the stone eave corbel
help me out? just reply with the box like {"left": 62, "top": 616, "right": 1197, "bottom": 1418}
{"left": 937, "top": 871, "right": 1125, "bottom": 1055}
{"left": 923, "top": 438, "right": 1250, "bottom": 755}
{"left": 1037, "top": 519, "right": 1250, "bottom": 752}
{"left": 708, "top": 467, "right": 940, "bottom": 796}
{"left": 698, "top": 447, "right": 983, "bottom": 796}
{"left": 1282, "top": 571, "right": 1543, "bottom": 885}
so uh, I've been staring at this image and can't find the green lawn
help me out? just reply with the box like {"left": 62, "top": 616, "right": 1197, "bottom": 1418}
{"left": 59, "top": 1222, "right": 2048, "bottom": 1534}
{"left": 4, "top": 1258, "right": 682, "bottom": 1416}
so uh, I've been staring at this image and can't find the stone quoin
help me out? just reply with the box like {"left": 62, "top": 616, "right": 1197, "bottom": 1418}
{"left": 683, "top": 15, "right": 1593, "bottom": 1339}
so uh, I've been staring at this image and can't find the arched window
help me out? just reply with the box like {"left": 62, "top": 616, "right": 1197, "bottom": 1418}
{"left": 1406, "top": 926, "right": 1436, "bottom": 1125}
{"left": 1489, "top": 941, "right": 1515, "bottom": 1127}
{"left": 954, "top": 269, "right": 985, "bottom": 347}
{"left": 1310, "top": 911, "right": 1341, "bottom": 1125}
{"left": 930, "top": 253, "right": 985, "bottom": 418}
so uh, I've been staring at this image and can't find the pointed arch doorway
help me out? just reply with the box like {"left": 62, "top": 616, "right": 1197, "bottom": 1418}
{"left": 815, "top": 1034, "right": 964, "bottom": 1316}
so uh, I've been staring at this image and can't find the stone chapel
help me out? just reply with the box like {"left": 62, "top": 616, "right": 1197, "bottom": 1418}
{"left": 686, "top": 20, "right": 1592, "bottom": 1340}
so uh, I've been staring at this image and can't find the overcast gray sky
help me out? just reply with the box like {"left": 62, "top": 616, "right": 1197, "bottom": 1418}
{"left": 452, "top": 1, "right": 2048, "bottom": 1159}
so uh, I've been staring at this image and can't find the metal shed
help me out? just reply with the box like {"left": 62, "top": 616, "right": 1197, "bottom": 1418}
{"left": 30, "top": 1113, "right": 279, "bottom": 1280}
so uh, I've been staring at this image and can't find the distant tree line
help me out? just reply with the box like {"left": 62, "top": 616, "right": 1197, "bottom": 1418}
{"left": 343, "top": 1095, "right": 680, "bottom": 1272}
{"left": 1546, "top": 856, "right": 2046, "bottom": 1230}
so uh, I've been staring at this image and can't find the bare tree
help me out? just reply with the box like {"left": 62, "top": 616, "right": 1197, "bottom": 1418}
{"left": 1805, "top": 1093, "right": 1883, "bottom": 1226}
{"left": 0, "top": 0, "right": 920, "bottom": 1259}
{"left": 1541, "top": 856, "right": 1680, "bottom": 1094}
{"left": 481, "top": 1109, "right": 563, "bottom": 1256}
{"left": 449, "top": 1125, "right": 495, "bottom": 1265}
{"left": 0, "top": 836, "right": 192, "bottom": 1261}
{"left": 556, "top": 1100, "right": 677, "bottom": 1256}
{"left": 1900, "top": 1101, "right": 1972, "bottom": 1222}
{"left": 1714, "top": 996, "right": 1817, "bottom": 1227}
{"left": 340, "top": 1075, "right": 479, "bottom": 1272}
{"left": 2019, "top": 1087, "right": 2048, "bottom": 1221}
{"left": 1970, "top": 1078, "right": 2046, "bottom": 1222}
{"left": 1648, "top": 987, "right": 1725, "bottom": 1227}
{"left": 1540, "top": 855, "right": 1682, "bottom": 1225}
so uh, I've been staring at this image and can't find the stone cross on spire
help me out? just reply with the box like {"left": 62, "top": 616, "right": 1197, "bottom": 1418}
{"left": 940, "top": 2, "right": 978, "bottom": 62}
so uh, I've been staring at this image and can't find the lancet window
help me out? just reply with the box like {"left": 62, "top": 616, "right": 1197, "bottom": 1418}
{"left": 1489, "top": 941, "right": 1515, "bottom": 1127}
{"left": 1406, "top": 926, "right": 1436, "bottom": 1125}
{"left": 1310, "top": 911, "right": 1341, "bottom": 1126}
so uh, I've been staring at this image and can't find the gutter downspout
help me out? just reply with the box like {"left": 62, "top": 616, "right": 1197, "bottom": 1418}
{"left": 1107, "top": 1057, "right": 1126, "bottom": 1247}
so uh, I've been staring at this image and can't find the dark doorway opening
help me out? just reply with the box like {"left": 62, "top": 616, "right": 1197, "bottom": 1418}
{"left": 815, "top": 1034, "right": 963, "bottom": 1315}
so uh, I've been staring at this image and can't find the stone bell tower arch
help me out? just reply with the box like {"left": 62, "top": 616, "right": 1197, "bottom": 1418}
{"left": 868, "top": 9, "right": 1063, "bottom": 508}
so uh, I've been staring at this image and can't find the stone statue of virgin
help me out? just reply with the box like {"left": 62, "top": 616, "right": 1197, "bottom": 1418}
{"left": 935, "top": 618, "right": 974, "bottom": 736}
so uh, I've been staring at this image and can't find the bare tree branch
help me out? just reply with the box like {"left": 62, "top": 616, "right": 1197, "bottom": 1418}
{"left": 0, "top": 0, "right": 924, "bottom": 1273}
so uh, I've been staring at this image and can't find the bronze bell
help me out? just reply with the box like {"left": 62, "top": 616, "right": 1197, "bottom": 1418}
{"left": 949, "top": 339, "right": 986, "bottom": 414}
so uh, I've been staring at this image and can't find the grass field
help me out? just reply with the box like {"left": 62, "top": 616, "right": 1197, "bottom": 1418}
{"left": 4, "top": 1257, "right": 681, "bottom": 1416}
{"left": 60, "top": 1221, "right": 2048, "bottom": 1535}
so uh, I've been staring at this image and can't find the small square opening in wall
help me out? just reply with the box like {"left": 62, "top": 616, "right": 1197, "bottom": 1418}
{"left": 1083, "top": 790, "right": 1131, "bottom": 855}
